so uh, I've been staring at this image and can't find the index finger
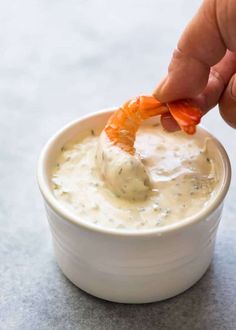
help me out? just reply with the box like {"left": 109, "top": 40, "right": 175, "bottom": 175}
{"left": 153, "top": 0, "right": 227, "bottom": 102}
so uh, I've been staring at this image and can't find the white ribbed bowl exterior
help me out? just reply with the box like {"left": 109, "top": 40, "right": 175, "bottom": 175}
{"left": 46, "top": 202, "right": 223, "bottom": 303}
{"left": 38, "top": 110, "right": 231, "bottom": 304}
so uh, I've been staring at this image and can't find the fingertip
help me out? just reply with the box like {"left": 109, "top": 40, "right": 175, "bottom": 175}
{"left": 160, "top": 112, "right": 180, "bottom": 132}
{"left": 219, "top": 74, "right": 236, "bottom": 128}
{"left": 152, "top": 76, "right": 168, "bottom": 102}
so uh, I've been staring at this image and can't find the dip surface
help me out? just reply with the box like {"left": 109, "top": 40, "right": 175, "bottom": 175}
{"left": 51, "top": 124, "right": 218, "bottom": 230}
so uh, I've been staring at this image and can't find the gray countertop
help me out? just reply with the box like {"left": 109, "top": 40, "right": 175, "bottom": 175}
{"left": 1, "top": 0, "right": 236, "bottom": 329}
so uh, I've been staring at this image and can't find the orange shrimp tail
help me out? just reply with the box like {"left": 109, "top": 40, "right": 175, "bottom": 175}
{"left": 167, "top": 100, "right": 203, "bottom": 135}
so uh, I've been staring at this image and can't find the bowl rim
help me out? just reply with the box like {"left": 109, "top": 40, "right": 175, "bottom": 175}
{"left": 37, "top": 109, "right": 231, "bottom": 237}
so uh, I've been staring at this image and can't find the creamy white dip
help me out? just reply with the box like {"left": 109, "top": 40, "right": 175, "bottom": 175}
{"left": 51, "top": 124, "right": 218, "bottom": 230}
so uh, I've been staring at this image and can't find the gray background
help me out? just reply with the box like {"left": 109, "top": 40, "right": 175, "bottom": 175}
{"left": 1, "top": 0, "right": 235, "bottom": 329}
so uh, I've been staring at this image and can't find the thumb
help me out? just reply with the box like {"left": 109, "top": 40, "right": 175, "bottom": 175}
{"left": 153, "top": 0, "right": 229, "bottom": 102}
{"left": 154, "top": 48, "right": 210, "bottom": 102}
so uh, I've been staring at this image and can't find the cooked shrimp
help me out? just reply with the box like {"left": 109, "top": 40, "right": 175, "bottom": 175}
{"left": 104, "top": 96, "right": 202, "bottom": 154}
{"left": 97, "top": 95, "right": 202, "bottom": 200}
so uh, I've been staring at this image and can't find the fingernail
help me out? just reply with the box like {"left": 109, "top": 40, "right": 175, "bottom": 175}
{"left": 160, "top": 113, "right": 180, "bottom": 132}
{"left": 230, "top": 74, "right": 236, "bottom": 100}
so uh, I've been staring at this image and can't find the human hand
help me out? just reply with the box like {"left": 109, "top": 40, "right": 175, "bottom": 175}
{"left": 153, "top": 0, "right": 236, "bottom": 131}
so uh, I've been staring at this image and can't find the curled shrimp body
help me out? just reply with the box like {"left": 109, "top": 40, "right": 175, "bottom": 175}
{"left": 104, "top": 96, "right": 167, "bottom": 154}
{"left": 97, "top": 95, "right": 202, "bottom": 200}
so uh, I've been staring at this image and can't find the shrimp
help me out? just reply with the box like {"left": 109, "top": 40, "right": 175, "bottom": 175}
{"left": 104, "top": 96, "right": 202, "bottom": 154}
{"left": 97, "top": 95, "right": 202, "bottom": 200}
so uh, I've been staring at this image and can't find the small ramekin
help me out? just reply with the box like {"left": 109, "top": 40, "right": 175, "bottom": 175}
{"left": 37, "top": 110, "right": 231, "bottom": 303}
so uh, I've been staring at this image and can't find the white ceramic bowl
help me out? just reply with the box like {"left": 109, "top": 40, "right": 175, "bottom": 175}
{"left": 37, "top": 110, "right": 231, "bottom": 304}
